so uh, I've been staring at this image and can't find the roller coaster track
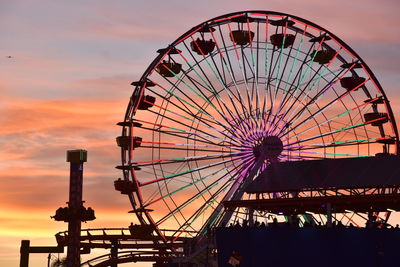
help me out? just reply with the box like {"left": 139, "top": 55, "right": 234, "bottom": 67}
{"left": 54, "top": 227, "right": 196, "bottom": 266}
{"left": 80, "top": 250, "right": 181, "bottom": 267}
{"left": 55, "top": 227, "right": 193, "bottom": 249}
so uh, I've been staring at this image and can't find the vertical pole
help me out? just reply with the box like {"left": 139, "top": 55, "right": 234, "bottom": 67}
{"left": 20, "top": 240, "right": 30, "bottom": 267}
{"left": 248, "top": 207, "right": 254, "bottom": 227}
{"left": 326, "top": 202, "right": 332, "bottom": 228}
{"left": 66, "top": 150, "right": 87, "bottom": 267}
{"left": 110, "top": 238, "right": 118, "bottom": 267}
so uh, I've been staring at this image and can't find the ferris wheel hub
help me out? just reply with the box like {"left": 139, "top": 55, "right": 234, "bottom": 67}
{"left": 253, "top": 135, "right": 283, "bottom": 160}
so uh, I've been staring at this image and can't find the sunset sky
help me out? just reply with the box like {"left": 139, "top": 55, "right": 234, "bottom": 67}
{"left": 1, "top": 0, "right": 400, "bottom": 266}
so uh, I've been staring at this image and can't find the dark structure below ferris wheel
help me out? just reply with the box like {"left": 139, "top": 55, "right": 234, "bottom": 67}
{"left": 108, "top": 10, "right": 400, "bottom": 267}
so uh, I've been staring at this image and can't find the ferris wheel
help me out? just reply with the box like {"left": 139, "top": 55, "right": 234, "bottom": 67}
{"left": 115, "top": 11, "right": 399, "bottom": 243}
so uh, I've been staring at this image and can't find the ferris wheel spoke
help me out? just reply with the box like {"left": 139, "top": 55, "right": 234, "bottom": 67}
{"left": 285, "top": 54, "right": 339, "bottom": 114}
{"left": 146, "top": 82, "right": 209, "bottom": 121}
{"left": 287, "top": 116, "right": 375, "bottom": 149}
{"left": 269, "top": 38, "right": 326, "bottom": 133}
{"left": 262, "top": 16, "right": 270, "bottom": 118}
{"left": 269, "top": 34, "right": 306, "bottom": 135}
{"left": 268, "top": 59, "right": 300, "bottom": 134}
{"left": 284, "top": 96, "right": 379, "bottom": 141}
{"left": 136, "top": 151, "right": 246, "bottom": 169}
{"left": 146, "top": 100, "right": 244, "bottom": 146}
{"left": 279, "top": 63, "right": 325, "bottom": 120}
{"left": 139, "top": 144, "right": 242, "bottom": 154}
{"left": 240, "top": 43, "right": 256, "bottom": 80}
{"left": 204, "top": 37, "right": 230, "bottom": 90}
{"left": 180, "top": 41, "right": 242, "bottom": 130}
{"left": 280, "top": 75, "right": 369, "bottom": 138}
{"left": 269, "top": 64, "right": 328, "bottom": 136}
{"left": 225, "top": 24, "right": 256, "bottom": 119}
{"left": 240, "top": 49, "right": 259, "bottom": 132}
{"left": 132, "top": 118, "right": 237, "bottom": 147}
{"left": 253, "top": 20, "right": 261, "bottom": 119}
{"left": 285, "top": 137, "right": 385, "bottom": 151}
{"left": 246, "top": 18, "right": 256, "bottom": 68}
{"left": 172, "top": 196, "right": 220, "bottom": 241}
{"left": 157, "top": 180, "right": 221, "bottom": 231}
{"left": 216, "top": 25, "right": 238, "bottom": 84}
{"left": 282, "top": 27, "right": 307, "bottom": 93}
{"left": 151, "top": 81, "right": 214, "bottom": 121}
{"left": 158, "top": 67, "right": 221, "bottom": 118}
{"left": 143, "top": 154, "right": 251, "bottom": 209}
{"left": 174, "top": 174, "right": 243, "bottom": 237}
{"left": 201, "top": 26, "right": 253, "bottom": 133}
{"left": 145, "top": 172, "right": 224, "bottom": 211}
{"left": 288, "top": 65, "right": 343, "bottom": 102}
{"left": 213, "top": 25, "right": 252, "bottom": 118}
{"left": 280, "top": 153, "right": 336, "bottom": 160}
{"left": 179, "top": 49, "right": 257, "bottom": 143}
{"left": 278, "top": 64, "right": 361, "bottom": 137}
{"left": 169, "top": 155, "right": 256, "bottom": 236}
{"left": 208, "top": 51, "right": 246, "bottom": 111}
{"left": 146, "top": 83, "right": 199, "bottom": 122}
{"left": 154, "top": 154, "right": 255, "bottom": 227}
{"left": 157, "top": 64, "right": 240, "bottom": 135}
{"left": 282, "top": 64, "right": 360, "bottom": 131}
{"left": 266, "top": 27, "right": 280, "bottom": 115}
{"left": 239, "top": 44, "right": 258, "bottom": 125}
{"left": 145, "top": 109, "right": 236, "bottom": 146}
{"left": 274, "top": 33, "right": 300, "bottom": 110}
{"left": 139, "top": 153, "right": 251, "bottom": 187}
{"left": 273, "top": 68, "right": 344, "bottom": 136}
{"left": 175, "top": 52, "right": 240, "bottom": 129}
{"left": 205, "top": 155, "right": 262, "bottom": 229}
{"left": 267, "top": 45, "right": 312, "bottom": 132}
{"left": 273, "top": 21, "right": 292, "bottom": 94}
{"left": 287, "top": 115, "right": 388, "bottom": 147}
{"left": 185, "top": 38, "right": 254, "bottom": 140}
{"left": 140, "top": 128, "right": 224, "bottom": 148}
